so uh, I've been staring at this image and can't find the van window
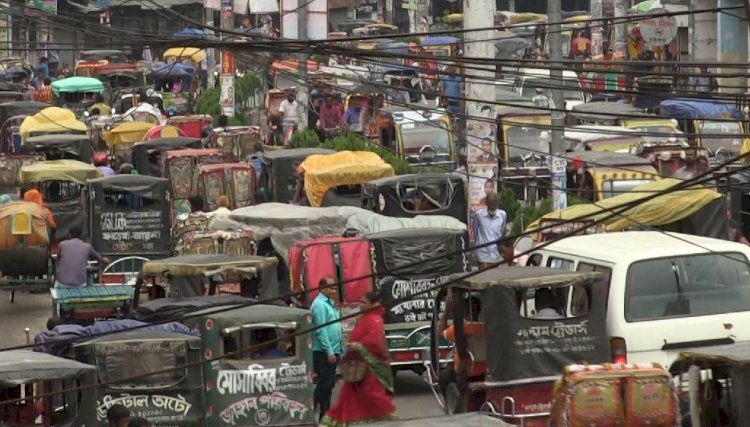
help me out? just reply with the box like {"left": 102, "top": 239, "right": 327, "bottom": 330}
{"left": 548, "top": 257, "right": 574, "bottom": 270}
{"left": 577, "top": 262, "right": 612, "bottom": 311}
{"left": 94, "top": 341, "right": 187, "bottom": 390}
{"left": 626, "top": 253, "right": 750, "bottom": 322}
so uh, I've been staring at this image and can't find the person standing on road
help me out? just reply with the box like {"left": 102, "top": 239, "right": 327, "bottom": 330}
{"left": 55, "top": 226, "right": 109, "bottom": 289}
{"left": 311, "top": 276, "right": 342, "bottom": 423}
{"left": 532, "top": 88, "right": 552, "bottom": 109}
{"left": 472, "top": 192, "right": 507, "bottom": 270}
{"left": 674, "top": 148, "right": 698, "bottom": 180}
{"left": 321, "top": 292, "right": 396, "bottom": 426}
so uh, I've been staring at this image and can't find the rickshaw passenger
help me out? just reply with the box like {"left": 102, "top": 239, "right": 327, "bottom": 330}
{"left": 532, "top": 288, "right": 563, "bottom": 319}
{"left": 106, "top": 404, "right": 131, "bottom": 427}
{"left": 23, "top": 189, "right": 57, "bottom": 235}
{"left": 90, "top": 94, "right": 111, "bottom": 116}
{"left": 252, "top": 329, "right": 289, "bottom": 359}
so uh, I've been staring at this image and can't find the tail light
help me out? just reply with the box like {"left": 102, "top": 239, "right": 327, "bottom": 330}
{"left": 610, "top": 337, "right": 627, "bottom": 364}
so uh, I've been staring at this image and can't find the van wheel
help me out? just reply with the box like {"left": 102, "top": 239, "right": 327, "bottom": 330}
{"left": 444, "top": 383, "right": 464, "bottom": 415}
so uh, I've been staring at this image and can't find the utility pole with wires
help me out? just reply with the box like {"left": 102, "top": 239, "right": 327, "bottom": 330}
{"left": 613, "top": 0, "right": 627, "bottom": 58}
{"left": 220, "top": 0, "right": 235, "bottom": 118}
{"left": 297, "top": 0, "right": 308, "bottom": 130}
{"left": 463, "top": 0, "right": 495, "bottom": 229}
{"left": 547, "top": 0, "right": 566, "bottom": 211}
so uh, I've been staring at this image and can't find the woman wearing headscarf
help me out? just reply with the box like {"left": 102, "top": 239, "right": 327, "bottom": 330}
{"left": 23, "top": 189, "right": 56, "bottom": 235}
{"left": 321, "top": 292, "right": 396, "bottom": 426}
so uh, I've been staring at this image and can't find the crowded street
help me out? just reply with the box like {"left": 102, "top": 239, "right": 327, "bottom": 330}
{"left": 1, "top": 0, "right": 750, "bottom": 426}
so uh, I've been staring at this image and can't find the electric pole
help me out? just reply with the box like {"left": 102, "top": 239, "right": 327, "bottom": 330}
{"left": 297, "top": 0, "right": 308, "bottom": 130}
{"left": 548, "top": 0, "right": 566, "bottom": 210}
{"left": 614, "top": 0, "right": 627, "bottom": 58}
{"left": 463, "top": 0, "right": 496, "bottom": 225}
{"left": 591, "top": 0, "right": 603, "bottom": 57}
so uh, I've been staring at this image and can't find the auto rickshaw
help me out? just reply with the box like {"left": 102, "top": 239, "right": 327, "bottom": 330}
{"left": 338, "top": 18, "right": 378, "bottom": 35}
{"left": 258, "top": 147, "right": 335, "bottom": 203}
{"left": 0, "top": 100, "right": 50, "bottom": 153}
{"left": 73, "top": 331, "right": 206, "bottom": 426}
{"left": 551, "top": 363, "right": 678, "bottom": 426}
{"left": 88, "top": 114, "right": 131, "bottom": 151}
{"left": 565, "top": 151, "right": 660, "bottom": 202}
{"left": 19, "top": 107, "right": 88, "bottom": 145}
{"left": 355, "top": 23, "right": 398, "bottom": 36}
{"left": 0, "top": 201, "right": 53, "bottom": 302}
{"left": 421, "top": 36, "right": 459, "bottom": 57}
{"left": 496, "top": 106, "right": 552, "bottom": 201}
{"left": 98, "top": 68, "right": 145, "bottom": 110}
{"left": 167, "top": 114, "right": 212, "bottom": 139}
{"left": 210, "top": 126, "right": 261, "bottom": 160}
{"left": 101, "top": 121, "right": 156, "bottom": 165}
{"left": 75, "top": 49, "right": 130, "bottom": 77}
{"left": 184, "top": 304, "right": 315, "bottom": 427}
{"left": 50, "top": 77, "right": 105, "bottom": 116}
{"left": 25, "top": 134, "right": 93, "bottom": 163}
{"left": 345, "top": 83, "right": 387, "bottom": 139}
{"left": 149, "top": 63, "right": 197, "bottom": 115}
{"left": 161, "top": 148, "right": 222, "bottom": 212}
{"left": 368, "top": 228, "right": 469, "bottom": 375}
{"left": 18, "top": 159, "right": 102, "bottom": 241}
{"left": 269, "top": 59, "right": 319, "bottom": 90}
{"left": 564, "top": 125, "right": 642, "bottom": 152}
{"left": 0, "top": 350, "right": 96, "bottom": 426}
{"left": 132, "top": 136, "right": 202, "bottom": 177}
{"left": 660, "top": 98, "right": 748, "bottom": 166}
{"left": 630, "top": 137, "right": 691, "bottom": 177}
{"left": 134, "top": 254, "right": 280, "bottom": 303}
{"left": 362, "top": 173, "right": 468, "bottom": 223}
{"left": 670, "top": 342, "right": 750, "bottom": 426}
{"left": 297, "top": 150, "right": 395, "bottom": 207}
{"left": 428, "top": 267, "right": 611, "bottom": 424}
{"left": 377, "top": 105, "right": 456, "bottom": 168}
{"left": 196, "top": 162, "right": 256, "bottom": 210}
{"left": 566, "top": 102, "right": 647, "bottom": 126}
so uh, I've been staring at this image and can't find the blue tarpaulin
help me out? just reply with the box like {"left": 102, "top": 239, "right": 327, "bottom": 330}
{"left": 660, "top": 98, "right": 742, "bottom": 119}
{"left": 150, "top": 63, "right": 196, "bottom": 77}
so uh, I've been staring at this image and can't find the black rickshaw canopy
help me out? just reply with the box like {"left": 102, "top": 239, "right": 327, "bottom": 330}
{"left": 192, "top": 304, "right": 310, "bottom": 330}
{"left": 132, "top": 136, "right": 202, "bottom": 176}
{"left": 73, "top": 330, "right": 201, "bottom": 350}
{"left": 88, "top": 174, "right": 169, "bottom": 195}
{"left": 0, "top": 350, "right": 95, "bottom": 386}
{"left": 25, "top": 134, "right": 93, "bottom": 163}
{"left": 449, "top": 266, "right": 601, "bottom": 291}
{"left": 569, "top": 101, "right": 648, "bottom": 123}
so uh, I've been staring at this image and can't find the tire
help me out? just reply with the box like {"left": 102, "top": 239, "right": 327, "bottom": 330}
{"left": 444, "top": 383, "right": 464, "bottom": 415}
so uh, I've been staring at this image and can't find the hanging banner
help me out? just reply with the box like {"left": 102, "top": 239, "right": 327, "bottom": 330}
{"left": 220, "top": 50, "right": 235, "bottom": 117}
{"left": 26, "top": 0, "right": 56, "bottom": 14}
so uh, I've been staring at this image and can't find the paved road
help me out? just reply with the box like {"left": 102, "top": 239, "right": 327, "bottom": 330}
{"left": 1, "top": 290, "right": 444, "bottom": 420}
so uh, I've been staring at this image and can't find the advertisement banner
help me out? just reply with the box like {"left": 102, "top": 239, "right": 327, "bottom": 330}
{"left": 220, "top": 50, "right": 234, "bottom": 117}
{"left": 27, "top": 0, "right": 56, "bottom": 14}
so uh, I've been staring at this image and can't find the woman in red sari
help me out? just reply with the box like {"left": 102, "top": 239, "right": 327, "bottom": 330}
{"left": 321, "top": 292, "right": 397, "bottom": 426}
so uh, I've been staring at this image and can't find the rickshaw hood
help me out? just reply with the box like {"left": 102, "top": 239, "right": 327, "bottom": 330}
{"left": 297, "top": 151, "right": 395, "bottom": 207}
{"left": 19, "top": 159, "right": 102, "bottom": 184}
{"left": 19, "top": 107, "right": 88, "bottom": 144}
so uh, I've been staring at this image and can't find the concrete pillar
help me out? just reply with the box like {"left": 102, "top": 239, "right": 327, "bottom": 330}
{"left": 717, "top": 0, "right": 747, "bottom": 93}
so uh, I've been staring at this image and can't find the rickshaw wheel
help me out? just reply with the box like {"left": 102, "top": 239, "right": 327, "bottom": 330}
{"left": 444, "top": 383, "right": 464, "bottom": 415}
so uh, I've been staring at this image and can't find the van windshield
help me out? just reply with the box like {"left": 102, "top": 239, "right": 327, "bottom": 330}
{"left": 626, "top": 253, "right": 750, "bottom": 322}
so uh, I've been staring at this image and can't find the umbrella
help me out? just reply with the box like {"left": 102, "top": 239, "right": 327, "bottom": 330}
{"left": 629, "top": 0, "right": 660, "bottom": 14}
{"left": 173, "top": 28, "right": 207, "bottom": 40}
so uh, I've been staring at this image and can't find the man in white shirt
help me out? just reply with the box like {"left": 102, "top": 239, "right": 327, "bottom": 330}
{"left": 278, "top": 91, "right": 301, "bottom": 126}
{"left": 472, "top": 192, "right": 507, "bottom": 270}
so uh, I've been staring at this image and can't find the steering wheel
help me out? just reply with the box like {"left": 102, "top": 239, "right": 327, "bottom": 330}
{"left": 715, "top": 148, "right": 730, "bottom": 165}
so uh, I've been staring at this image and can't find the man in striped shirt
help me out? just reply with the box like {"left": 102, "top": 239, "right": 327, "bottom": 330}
{"left": 34, "top": 78, "right": 53, "bottom": 104}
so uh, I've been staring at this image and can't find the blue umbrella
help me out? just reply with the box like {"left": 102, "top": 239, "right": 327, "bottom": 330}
{"left": 173, "top": 28, "right": 207, "bottom": 40}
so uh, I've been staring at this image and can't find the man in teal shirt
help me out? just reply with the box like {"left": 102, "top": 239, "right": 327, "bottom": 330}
{"left": 311, "top": 276, "right": 342, "bottom": 422}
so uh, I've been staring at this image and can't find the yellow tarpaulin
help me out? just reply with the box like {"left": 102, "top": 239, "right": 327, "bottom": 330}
{"left": 19, "top": 107, "right": 88, "bottom": 144}
{"left": 163, "top": 47, "right": 206, "bottom": 64}
{"left": 526, "top": 178, "right": 722, "bottom": 233}
{"left": 298, "top": 150, "right": 395, "bottom": 207}
{"left": 19, "top": 159, "right": 102, "bottom": 184}
{"left": 102, "top": 121, "right": 155, "bottom": 148}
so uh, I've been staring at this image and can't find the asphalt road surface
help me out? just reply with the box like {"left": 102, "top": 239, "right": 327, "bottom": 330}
{"left": 2, "top": 290, "right": 444, "bottom": 420}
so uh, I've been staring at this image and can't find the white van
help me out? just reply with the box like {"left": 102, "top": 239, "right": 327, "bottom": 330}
{"left": 528, "top": 231, "right": 750, "bottom": 367}
{"left": 514, "top": 67, "right": 585, "bottom": 110}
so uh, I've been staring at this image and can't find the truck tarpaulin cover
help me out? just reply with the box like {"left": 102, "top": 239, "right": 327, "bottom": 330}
{"left": 483, "top": 284, "right": 610, "bottom": 382}
{"left": 659, "top": 99, "right": 741, "bottom": 119}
